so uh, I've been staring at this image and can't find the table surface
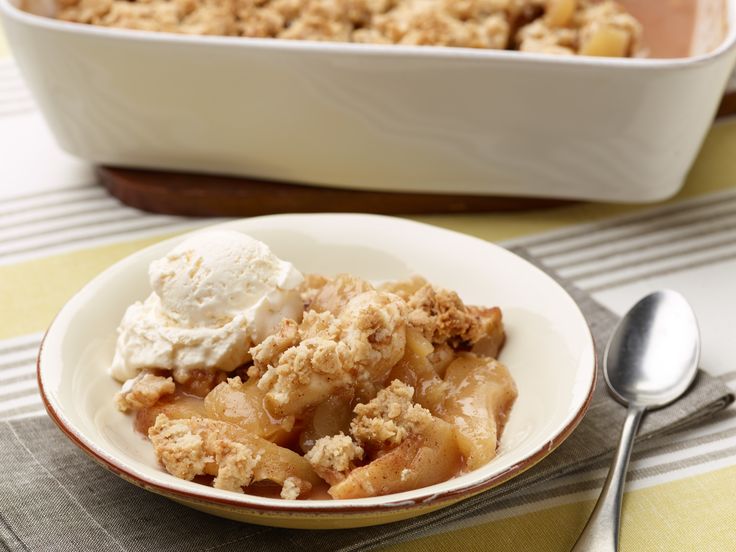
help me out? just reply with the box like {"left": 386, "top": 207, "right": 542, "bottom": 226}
{"left": 1, "top": 25, "right": 735, "bottom": 552}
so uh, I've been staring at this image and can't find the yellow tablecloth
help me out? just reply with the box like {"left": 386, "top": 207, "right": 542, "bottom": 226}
{"left": 1, "top": 24, "right": 735, "bottom": 551}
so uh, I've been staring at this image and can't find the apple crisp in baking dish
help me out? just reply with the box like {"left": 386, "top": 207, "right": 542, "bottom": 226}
{"left": 53, "top": 0, "right": 642, "bottom": 56}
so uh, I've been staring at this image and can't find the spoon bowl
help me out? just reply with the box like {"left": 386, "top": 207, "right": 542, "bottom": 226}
{"left": 605, "top": 290, "right": 700, "bottom": 409}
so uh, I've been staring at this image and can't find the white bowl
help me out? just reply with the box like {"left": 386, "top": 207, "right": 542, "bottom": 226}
{"left": 37, "top": 214, "right": 596, "bottom": 528}
{"left": 3, "top": 2, "right": 736, "bottom": 202}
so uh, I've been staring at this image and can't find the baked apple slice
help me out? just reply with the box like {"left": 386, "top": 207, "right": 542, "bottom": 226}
{"left": 204, "top": 376, "right": 295, "bottom": 445}
{"left": 441, "top": 353, "right": 517, "bottom": 471}
{"left": 387, "top": 327, "right": 448, "bottom": 415}
{"left": 328, "top": 416, "right": 461, "bottom": 499}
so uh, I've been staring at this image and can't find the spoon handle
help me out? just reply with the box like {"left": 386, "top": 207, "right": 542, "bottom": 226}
{"left": 571, "top": 406, "right": 645, "bottom": 552}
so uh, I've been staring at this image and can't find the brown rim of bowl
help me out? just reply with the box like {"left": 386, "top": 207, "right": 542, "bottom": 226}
{"left": 36, "top": 323, "right": 597, "bottom": 516}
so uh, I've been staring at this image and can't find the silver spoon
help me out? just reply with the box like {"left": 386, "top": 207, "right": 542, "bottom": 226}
{"left": 571, "top": 290, "right": 700, "bottom": 552}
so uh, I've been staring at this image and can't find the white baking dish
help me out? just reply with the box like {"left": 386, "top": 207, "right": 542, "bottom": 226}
{"left": 2, "top": 0, "right": 736, "bottom": 202}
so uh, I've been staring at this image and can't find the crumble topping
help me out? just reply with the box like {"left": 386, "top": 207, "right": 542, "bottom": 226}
{"left": 210, "top": 440, "right": 261, "bottom": 492}
{"left": 257, "top": 336, "right": 353, "bottom": 413}
{"left": 302, "top": 272, "right": 375, "bottom": 314}
{"left": 254, "top": 289, "right": 407, "bottom": 414}
{"left": 147, "top": 415, "right": 210, "bottom": 481}
{"left": 517, "top": 18, "right": 577, "bottom": 54}
{"left": 304, "top": 432, "right": 364, "bottom": 484}
{"left": 115, "top": 372, "right": 175, "bottom": 413}
{"left": 350, "top": 380, "right": 432, "bottom": 447}
{"left": 299, "top": 309, "right": 343, "bottom": 340}
{"left": 298, "top": 273, "right": 330, "bottom": 308}
{"left": 382, "top": 276, "right": 504, "bottom": 349}
{"left": 280, "top": 476, "right": 311, "bottom": 500}
{"left": 149, "top": 414, "right": 315, "bottom": 497}
{"left": 54, "top": 0, "right": 641, "bottom": 56}
{"left": 517, "top": 0, "right": 641, "bottom": 55}
{"left": 248, "top": 318, "right": 300, "bottom": 379}
{"left": 338, "top": 290, "right": 408, "bottom": 399}
{"left": 148, "top": 414, "right": 262, "bottom": 490}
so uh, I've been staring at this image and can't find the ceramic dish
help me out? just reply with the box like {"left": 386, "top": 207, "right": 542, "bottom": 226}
{"left": 37, "top": 214, "right": 596, "bottom": 528}
{"left": 2, "top": 0, "right": 736, "bottom": 202}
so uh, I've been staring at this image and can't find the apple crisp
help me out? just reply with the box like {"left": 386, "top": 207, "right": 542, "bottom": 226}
{"left": 117, "top": 273, "right": 517, "bottom": 500}
{"left": 115, "top": 371, "right": 175, "bottom": 413}
{"left": 53, "top": 0, "right": 642, "bottom": 56}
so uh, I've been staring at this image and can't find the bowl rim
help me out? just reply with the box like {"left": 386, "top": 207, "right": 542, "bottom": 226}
{"left": 2, "top": 0, "right": 736, "bottom": 70}
{"left": 35, "top": 214, "right": 598, "bottom": 516}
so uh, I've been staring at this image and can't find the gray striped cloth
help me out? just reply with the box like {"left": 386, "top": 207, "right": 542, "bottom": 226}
{"left": 0, "top": 246, "right": 732, "bottom": 552}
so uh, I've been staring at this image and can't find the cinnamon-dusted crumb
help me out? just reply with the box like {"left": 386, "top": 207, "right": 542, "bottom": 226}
{"left": 299, "top": 273, "right": 330, "bottom": 308}
{"left": 147, "top": 415, "right": 209, "bottom": 481}
{"left": 300, "top": 310, "right": 343, "bottom": 340}
{"left": 383, "top": 277, "right": 504, "bottom": 349}
{"left": 338, "top": 291, "right": 407, "bottom": 400}
{"left": 350, "top": 380, "right": 432, "bottom": 447}
{"left": 362, "top": 2, "right": 510, "bottom": 49}
{"left": 149, "top": 414, "right": 316, "bottom": 497}
{"left": 377, "top": 275, "right": 426, "bottom": 300}
{"left": 249, "top": 318, "right": 300, "bottom": 379}
{"left": 305, "top": 433, "right": 364, "bottom": 485}
{"left": 255, "top": 290, "right": 407, "bottom": 415}
{"left": 280, "top": 476, "right": 311, "bottom": 499}
{"left": 517, "top": 18, "right": 577, "bottom": 54}
{"left": 405, "top": 283, "right": 480, "bottom": 345}
{"left": 148, "top": 414, "right": 262, "bottom": 491}
{"left": 302, "top": 273, "right": 374, "bottom": 314}
{"left": 257, "top": 336, "right": 353, "bottom": 412}
{"left": 115, "top": 372, "right": 175, "bottom": 413}
{"left": 55, "top": 0, "right": 641, "bottom": 56}
{"left": 210, "top": 440, "right": 261, "bottom": 492}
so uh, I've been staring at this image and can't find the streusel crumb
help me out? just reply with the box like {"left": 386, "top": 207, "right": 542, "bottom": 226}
{"left": 147, "top": 414, "right": 210, "bottom": 481}
{"left": 248, "top": 318, "right": 300, "bottom": 379}
{"left": 302, "top": 273, "right": 374, "bottom": 314}
{"left": 305, "top": 433, "right": 364, "bottom": 484}
{"left": 280, "top": 476, "right": 311, "bottom": 499}
{"left": 254, "top": 289, "right": 407, "bottom": 415}
{"left": 260, "top": 336, "right": 351, "bottom": 405}
{"left": 210, "top": 440, "right": 261, "bottom": 492}
{"left": 383, "top": 277, "right": 504, "bottom": 349}
{"left": 350, "top": 380, "right": 432, "bottom": 447}
{"left": 148, "top": 415, "right": 263, "bottom": 490}
{"left": 115, "top": 372, "right": 175, "bottom": 413}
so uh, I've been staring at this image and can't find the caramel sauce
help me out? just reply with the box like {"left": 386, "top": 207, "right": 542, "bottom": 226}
{"left": 622, "top": 0, "right": 696, "bottom": 58}
{"left": 621, "top": 0, "right": 726, "bottom": 58}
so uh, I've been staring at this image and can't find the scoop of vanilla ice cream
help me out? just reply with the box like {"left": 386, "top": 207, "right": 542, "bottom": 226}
{"left": 149, "top": 230, "right": 302, "bottom": 329}
{"left": 110, "top": 230, "right": 303, "bottom": 382}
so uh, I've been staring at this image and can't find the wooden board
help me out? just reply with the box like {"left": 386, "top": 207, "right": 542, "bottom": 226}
{"left": 98, "top": 167, "right": 574, "bottom": 217}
